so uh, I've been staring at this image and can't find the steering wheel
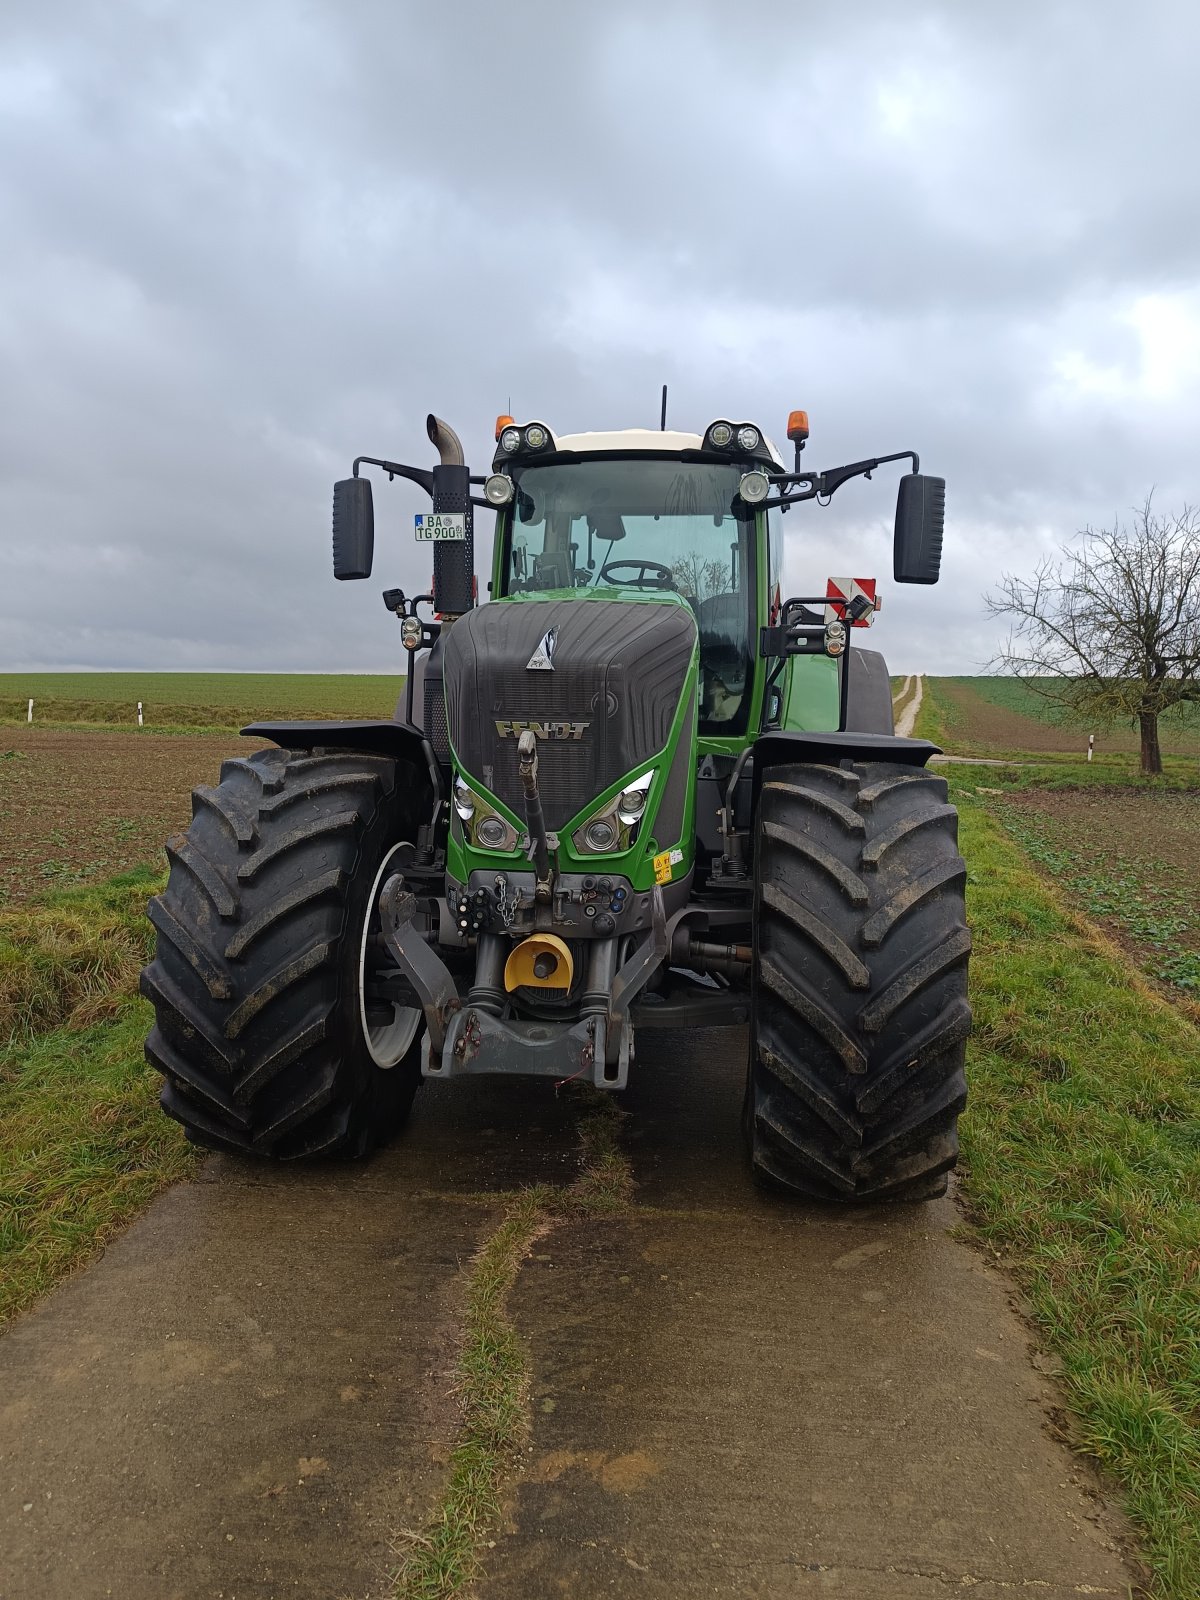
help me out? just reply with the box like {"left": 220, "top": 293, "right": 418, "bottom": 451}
{"left": 598, "top": 559, "right": 676, "bottom": 591}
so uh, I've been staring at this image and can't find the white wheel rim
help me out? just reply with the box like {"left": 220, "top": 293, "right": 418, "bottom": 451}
{"left": 358, "top": 842, "right": 423, "bottom": 1068}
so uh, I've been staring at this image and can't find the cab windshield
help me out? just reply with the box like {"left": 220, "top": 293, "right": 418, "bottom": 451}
{"left": 501, "top": 457, "right": 755, "bottom": 732}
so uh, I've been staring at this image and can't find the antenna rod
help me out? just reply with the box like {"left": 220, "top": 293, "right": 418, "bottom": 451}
{"left": 660, "top": 384, "right": 668, "bottom": 431}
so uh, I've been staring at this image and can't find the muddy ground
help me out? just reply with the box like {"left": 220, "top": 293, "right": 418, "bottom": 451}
{"left": 992, "top": 786, "right": 1200, "bottom": 1009}
{"left": 0, "top": 729, "right": 266, "bottom": 905}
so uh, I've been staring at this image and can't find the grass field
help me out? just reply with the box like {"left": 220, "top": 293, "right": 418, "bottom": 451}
{"left": 951, "top": 790, "right": 1200, "bottom": 1595}
{"left": 0, "top": 671, "right": 405, "bottom": 729}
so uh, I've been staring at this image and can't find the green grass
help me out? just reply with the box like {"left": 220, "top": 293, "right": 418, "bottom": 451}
{"left": 944, "top": 753, "right": 1200, "bottom": 796}
{"left": 941, "top": 676, "right": 1200, "bottom": 733}
{"left": 0, "top": 867, "right": 159, "bottom": 1039}
{"left": 395, "top": 1186, "right": 554, "bottom": 1598}
{"left": 956, "top": 796, "right": 1200, "bottom": 1594}
{"left": 0, "top": 866, "right": 197, "bottom": 1323}
{"left": 911, "top": 673, "right": 948, "bottom": 745}
{"left": 395, "top": 1091, "right": 630, "bottom": 1599}
{"left": 0, "top": 1008, "right": 198, "bottom": 1325}
{"left": 0, "top": 671, "right": 405, "bottom": 728}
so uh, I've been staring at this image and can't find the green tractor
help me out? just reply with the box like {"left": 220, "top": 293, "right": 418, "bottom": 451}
{"left": 141, "top": 409, "right": 970, "bottom": 1201}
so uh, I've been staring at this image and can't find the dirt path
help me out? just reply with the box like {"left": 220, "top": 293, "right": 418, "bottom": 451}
{"left": 894, "top": 673, "right": 923, "bottom": 738}
{"left": 0, "top": 1036, "right": 1138, "bottom": 1599}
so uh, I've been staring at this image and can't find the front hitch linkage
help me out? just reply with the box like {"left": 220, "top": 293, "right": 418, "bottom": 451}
{"left": 517, "top": 730, "right": 554, "bottom": 901}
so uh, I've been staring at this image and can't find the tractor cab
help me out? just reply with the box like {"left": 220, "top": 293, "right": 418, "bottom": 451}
{"left": 487, "top": 423, "right": 785, "bottom": 736}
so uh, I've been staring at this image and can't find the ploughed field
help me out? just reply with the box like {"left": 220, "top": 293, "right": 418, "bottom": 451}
{"left": 925, "top": 675, "right": 1200, "bottom": 759}
{"left": 0, "top": 674, "right": 401, "bottom": 903}
{"left": 0, "top": 730, "right": 269, "bottom": 905}
{"left": 964, "top": 781, "right": 1200, "bottom": 1011}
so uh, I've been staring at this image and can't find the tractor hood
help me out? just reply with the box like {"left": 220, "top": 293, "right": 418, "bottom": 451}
{"left": 443, "top": 597, "right": 698, "bottom": 831}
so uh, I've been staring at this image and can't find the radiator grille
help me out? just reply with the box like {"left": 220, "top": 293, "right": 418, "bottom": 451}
{"left": 445, "top": 600, "right": 696, "bottom": 828}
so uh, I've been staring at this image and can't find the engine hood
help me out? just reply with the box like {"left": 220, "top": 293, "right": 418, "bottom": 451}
{"left": 442, "top": 597, "right": 698, "bottom": 830}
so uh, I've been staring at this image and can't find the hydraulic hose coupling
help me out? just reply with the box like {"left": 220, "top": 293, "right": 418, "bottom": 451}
{"left": 517, "top": 730, "right": 553, "bottom": 898}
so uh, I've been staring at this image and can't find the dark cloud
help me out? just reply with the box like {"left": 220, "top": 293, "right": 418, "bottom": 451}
{"left": 2, "top": 0, "right": 1198, "bottom": 675}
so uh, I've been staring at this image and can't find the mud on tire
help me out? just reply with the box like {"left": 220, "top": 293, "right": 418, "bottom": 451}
{"left": 140, "top": 746, "right": 430, "bottom": 1159}
{"left": 747, "top": 761, "right": 971, "bottom": 1201}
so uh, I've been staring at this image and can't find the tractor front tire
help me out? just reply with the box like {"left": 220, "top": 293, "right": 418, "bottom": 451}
{"left": 140, "top": 746, "right": 428, "bottom": 1159}
{"left": 747, "top": 760, "right": 971, "bottom": 1201}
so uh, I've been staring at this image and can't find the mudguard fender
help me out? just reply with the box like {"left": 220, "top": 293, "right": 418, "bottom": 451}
{"left": 241, "top": 719, "right": 444, "bottom": 800}
{"left": 243, "top": 718, "right": 424, "bottom": 758}
{"left": 752, "top": 729, "right": 941, "bottom": 796}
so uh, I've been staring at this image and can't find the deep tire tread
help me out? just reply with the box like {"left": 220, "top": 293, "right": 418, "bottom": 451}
{"left": 141, "top": 746, "right": 429, "bottom": 1159}
{"left": 164, "top": 834, "right": 237, "bottom": 919}
{"left": 749, "top": 760, "right": 971, "bottom": 1202}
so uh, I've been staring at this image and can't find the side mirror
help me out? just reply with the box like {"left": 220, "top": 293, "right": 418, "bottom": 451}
{"left": 332, "top": 478, "right": 374, "bottom": 580}
{"left": 893, "top": 474, "right": 944, "bottom": 584}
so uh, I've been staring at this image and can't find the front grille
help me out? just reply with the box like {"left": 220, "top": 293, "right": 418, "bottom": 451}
{"left": 445, "top": 600, "right": 696, "bottom": 828}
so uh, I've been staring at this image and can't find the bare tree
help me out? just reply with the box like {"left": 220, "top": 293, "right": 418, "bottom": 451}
{"left": 986, "top": 499, "right": 1200, "bottom": 774}
{"left": 671, "top": 553, "right": 729, "bottom": 601}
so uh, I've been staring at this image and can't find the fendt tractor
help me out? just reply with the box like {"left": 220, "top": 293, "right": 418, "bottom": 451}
{"left": 141, "top": 408, "right": 971, "bottom": 1201}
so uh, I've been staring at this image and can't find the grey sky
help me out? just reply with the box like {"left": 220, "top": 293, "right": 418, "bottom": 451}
{"left": 2, "top": 0, "right": 1198, "bottom": 675}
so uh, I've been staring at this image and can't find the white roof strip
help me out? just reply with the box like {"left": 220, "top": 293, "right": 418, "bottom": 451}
{"left": 549, "top": 425, "right": 786, "bottom": 470}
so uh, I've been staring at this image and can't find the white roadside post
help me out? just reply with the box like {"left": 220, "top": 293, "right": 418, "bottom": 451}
{"left": 137, "top": 701, "right": 144, "bottom": 728}
{"left": 27, "top": 698, "right": 33, "bottom": 724}
{"left": 1087, "top": 733, "right": 1094, "bottom": 763}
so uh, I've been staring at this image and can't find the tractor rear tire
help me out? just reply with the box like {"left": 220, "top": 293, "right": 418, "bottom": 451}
{"left": 747, "top": 760, "right": 970, "bottom": 1201}
{"left": 140, "top": 745, "right": 429, "bottom": 1159}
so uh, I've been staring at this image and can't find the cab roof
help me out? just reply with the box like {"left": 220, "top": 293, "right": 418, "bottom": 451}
{"left": 551, "top": 426, "right": 786, "bottom": 470}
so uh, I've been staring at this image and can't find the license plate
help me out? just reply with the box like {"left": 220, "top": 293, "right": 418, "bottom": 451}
{"left": 415, "top": 513, "right": 466, "bottom": 542}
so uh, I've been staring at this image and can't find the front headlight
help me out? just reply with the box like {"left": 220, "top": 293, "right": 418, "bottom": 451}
{"left": 454, "top": 775, "right": 519, "bottom": 851}
{"left": 573, "top": 770, "right": 655, "bottom": 855}
{"left": 738, "top": 469, "right": 770, "bottom": 505}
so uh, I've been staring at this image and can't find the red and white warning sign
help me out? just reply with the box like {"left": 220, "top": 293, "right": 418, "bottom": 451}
{"left": 825, "top": 576, "right": 878, "bottom": 627}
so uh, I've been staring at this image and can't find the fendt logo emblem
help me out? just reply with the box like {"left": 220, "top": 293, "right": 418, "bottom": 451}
{"left": 494, "top": 719, "right": 590, "bottom": 741}
{"left": 526, "top": 627, "right": 557, "bottom": 671}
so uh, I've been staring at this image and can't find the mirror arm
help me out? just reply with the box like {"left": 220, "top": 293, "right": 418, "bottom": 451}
{"left": 817, "top": 449, "right": 919, "bottom": 498}
{"left": 349, "top": 466, "right": 490, "bottom": 509}
{"left": 352, "top": 456, "right": 435, "bottom": 496}
{"left": 764, "top": 449, "right": 920, "bottom": 511}
{"left": 759, "top": 472, "right": 820, "bottom": 511}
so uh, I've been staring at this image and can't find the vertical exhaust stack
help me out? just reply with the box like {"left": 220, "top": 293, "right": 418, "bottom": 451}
{"left": 427, "top": 413, "right": 474, "bottom": 617}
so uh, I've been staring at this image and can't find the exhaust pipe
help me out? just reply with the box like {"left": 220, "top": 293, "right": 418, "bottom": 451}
{"left": 426, "top": 413, "right": 465, "bottom": 466}
{"left": 424, "top": 413, "right": 473, "bottom": 617}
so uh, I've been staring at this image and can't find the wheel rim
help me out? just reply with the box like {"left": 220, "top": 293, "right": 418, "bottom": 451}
{"left": 358, "top": 842, "right": 423, "bottom": 1068}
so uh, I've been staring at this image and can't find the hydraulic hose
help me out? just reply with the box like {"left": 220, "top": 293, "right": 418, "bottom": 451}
{"left": 517, "top": 730, "right": 552, "bottom": 896}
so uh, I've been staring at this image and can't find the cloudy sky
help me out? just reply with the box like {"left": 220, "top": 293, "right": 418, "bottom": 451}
{"left": 3, "top": 0, "right": 1198, "bottom": 675}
